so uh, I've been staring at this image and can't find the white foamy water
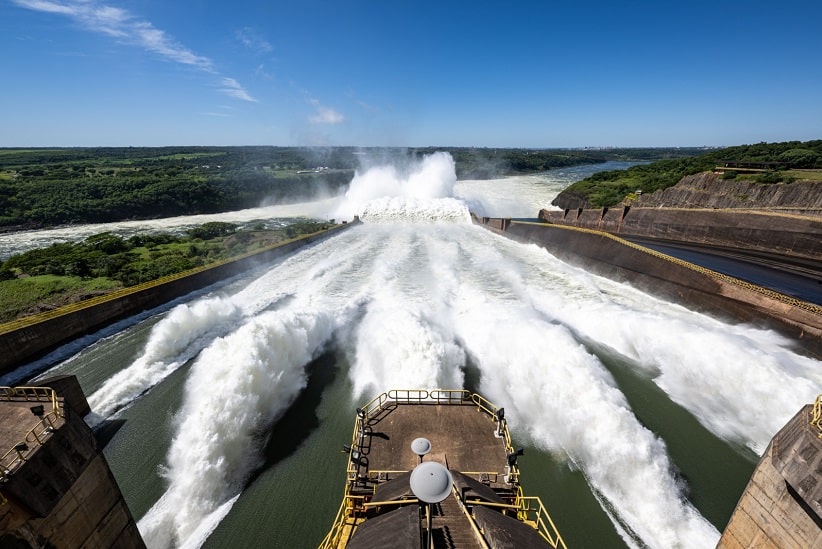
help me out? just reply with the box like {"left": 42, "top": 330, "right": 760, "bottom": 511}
{"left": 454, "top": 162, "right": 639, "bottom": 218}
{"left": 26, "top": 153, "right": 816, "bottom": 548}
{"left": 86, "top": 297, "right": 246, "bottom": 426}
{"left": 139, "top": 305, "right": 340, "bottom": 547}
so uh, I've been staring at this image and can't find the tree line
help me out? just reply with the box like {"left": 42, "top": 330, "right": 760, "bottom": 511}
{"left": 0, "top": 146, "right": 701, "bottom": 230}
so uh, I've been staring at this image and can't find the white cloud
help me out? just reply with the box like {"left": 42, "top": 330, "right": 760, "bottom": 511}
{"left": 219, "top": 78, "right": 258, "bottom": 103}
{"left": 12, "top": 0, "right": 257, "bottom": 100}
{"left": 236, "top": 27, "right": 273, "bottom": 53}
{"left": 131, "top": 21, "right": 212, "bottom": 71}
{"left": 12, "top": 0, "right": 75, "bottom": 16}
{"left": 255, "top": 64, "right": 274, "bottom": 80}
{"left": 308, "top": 98, "right": 344, "bottom": 124}
{"left": 13, "top": 1, "right": 209, "bottom": 68}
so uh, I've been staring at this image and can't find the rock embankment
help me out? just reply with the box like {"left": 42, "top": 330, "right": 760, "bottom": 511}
{"left": 634, "top": 172, "right": 822, "bottom": 213}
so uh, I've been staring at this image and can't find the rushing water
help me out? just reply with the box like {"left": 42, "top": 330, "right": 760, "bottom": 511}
{"left": 5, "top": 156, "right": 820, "bottom": 548}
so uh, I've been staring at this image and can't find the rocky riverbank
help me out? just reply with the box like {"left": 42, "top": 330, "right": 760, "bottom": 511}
{"left": 633, "top": 172, "right": 822, "bottom": 214}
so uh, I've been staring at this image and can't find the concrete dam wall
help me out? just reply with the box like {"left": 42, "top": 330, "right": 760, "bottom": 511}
{"left": 0, "top": 222, "right": 357, "bottom": 376}
{"left": 718, "top": 401, "right": 822, "bottom": 548}
{"left": 474, "top": 215, "right": 822, "bottom": 358}
{"left": 538, "top": 206, "right": 822, "bottom": 262}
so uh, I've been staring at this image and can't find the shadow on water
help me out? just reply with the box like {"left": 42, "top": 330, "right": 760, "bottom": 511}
{"left": 461, "top": 352, "right": 483, "bottom": 395}
{"left": 248, "top": 349, "right": 339, "bottom": 486}
{"left": 575, "top": 334, "right": 758, "bottom": 530}
{"left": 94, "top": 418, "right": 127, "bottom": 449}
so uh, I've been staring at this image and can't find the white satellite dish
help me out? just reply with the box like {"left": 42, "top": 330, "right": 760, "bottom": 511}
{"left": 411, "top": 437, "right": 432, "bottom": 457}
{"left": 409, "top": 461, "right": 453, "bottom": 503}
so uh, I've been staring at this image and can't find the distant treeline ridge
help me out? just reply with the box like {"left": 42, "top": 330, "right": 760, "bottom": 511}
{"left": 0, "top": 146, "right": 705, "bottom": 230}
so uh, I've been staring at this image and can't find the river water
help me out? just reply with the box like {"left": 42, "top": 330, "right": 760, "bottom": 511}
{"left": 3, "top": 155, "right": 820, "bottom": 548}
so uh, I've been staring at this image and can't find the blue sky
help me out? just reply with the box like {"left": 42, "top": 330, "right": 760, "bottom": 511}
{"left": 3, "top": 0, "right": 821, "bottom": 148}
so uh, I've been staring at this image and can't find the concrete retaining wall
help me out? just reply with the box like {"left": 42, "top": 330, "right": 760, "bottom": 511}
{"left": 718, "top": 405, "right": 822, "bottom": 548}
{"left": 0, "top": 377, "right": 144, "bottom": 548}
{"left": 539, "top": 207, "right": 822, "bottom": 261}
{"left": 0, "top": 222, "right": 357, "bottom": 375}
{"left": 475, "top": 217, "right": 822, "bottom": 358}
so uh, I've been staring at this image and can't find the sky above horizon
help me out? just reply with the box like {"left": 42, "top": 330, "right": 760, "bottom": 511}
{"left": 3, "top": 0, "right": 821, "bottom": 148}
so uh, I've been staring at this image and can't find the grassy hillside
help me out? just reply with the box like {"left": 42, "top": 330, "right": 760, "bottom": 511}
{"left": 554, "top": 140, "right": 822, "bottom": 208}
{"left": 0, "top": 220, "right": 330, "bottom": 323}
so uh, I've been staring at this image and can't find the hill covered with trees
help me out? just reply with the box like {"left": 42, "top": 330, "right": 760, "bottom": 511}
{"left": 552, "top": 140, "right": 822, "bottom": 209}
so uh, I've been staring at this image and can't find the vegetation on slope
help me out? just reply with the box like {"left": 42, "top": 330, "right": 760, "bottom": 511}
{"left": 553, "top": 140, "right": 822, "bottom": 208}
{"left": 0, "top": 220, "right": 331, "bottom": 323}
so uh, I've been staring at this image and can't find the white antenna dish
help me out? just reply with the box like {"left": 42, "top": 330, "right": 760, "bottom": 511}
{"left": 409, "top": 461, "right": 453, "bottom": 503}
{"left": 411, "top": 437, "right": 432, "bottom": 457}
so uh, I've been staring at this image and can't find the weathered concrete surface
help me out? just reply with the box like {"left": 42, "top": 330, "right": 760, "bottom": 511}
{"left": 0, "top": 222, "right": 357, "bottom": 375}
{"left": 0, "top": 377, "right": 144, "bottom": 548}
{"left": 539, "top": 207, "right": 822, "bottom": 262}
{"left": 475, "top": 217, "right": 822, "bottom": 358}
{"left": 546, "top": 172, "right": 822, "bottom": 261}
{"left": 718, "top": 405, "right": 822, "bottom": 548}
{"left": 552, "top": 171, "right": 822, "bottom": 214}
{"left": 635, "top": 172, "right": 822, "bottom": 213}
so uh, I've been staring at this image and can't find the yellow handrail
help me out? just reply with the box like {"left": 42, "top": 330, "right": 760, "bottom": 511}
{"left": 451, "top": 485, "right": 491, "bottom": 549}
{"left": 0, "top": 387, "right": 63, "bottom": 483}
{"left": 810, "top": 394, "right": 822, "bottom": 438}
{"left": 0, "top": 386, "right": 62, "bottom": 411}
{"left": 318, "top": 495, "right": 367, "bottom": 549}
{"left": 515, "top": 490, "right": 568, "bottom": 549}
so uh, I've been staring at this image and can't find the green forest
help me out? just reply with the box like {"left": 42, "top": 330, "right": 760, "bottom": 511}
{"left": 0, "top": 146, "right": 701, "bottom": 230}
{"left": 555, "top": 140, "right": 822, "bottom": 208}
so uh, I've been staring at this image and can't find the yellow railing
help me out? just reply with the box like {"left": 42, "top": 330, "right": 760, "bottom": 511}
{"left": 810, "top": 394, "right": 822, "bottom": 438}
{"left": 318, "top": 494, "right": 367, "bottom": 549}
{"left": 361, "top": 388, "right": 472, "bottom": 414}
{"left": 515, "top": 488, "right": 568, "bottom": 548}
{"left": 452, "top": 485, "right": 492, "bottom": 549}
{"left": 0, "top": 387, "right": 63, "bottom": 483}
{"left": 0, "top": 386, "right": 61, "bottom": 410}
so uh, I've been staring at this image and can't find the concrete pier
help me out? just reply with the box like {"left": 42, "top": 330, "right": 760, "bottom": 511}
{"left": 0, "top": 376, "right": 144, "bottom": 548}
{"left": 718, "top": 402, "right": 822, "bottom": 548}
